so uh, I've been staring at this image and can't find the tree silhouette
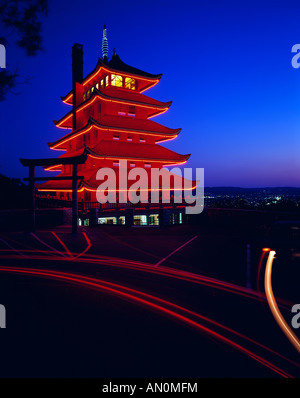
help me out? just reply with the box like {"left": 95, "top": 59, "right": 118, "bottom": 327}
{"left": 0, "top": 0, "right": 48, "bottom": 101}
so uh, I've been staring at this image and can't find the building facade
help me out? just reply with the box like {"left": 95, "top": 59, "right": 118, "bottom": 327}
{"left": 37, "top": 28, "right": 195, "bottom": 226}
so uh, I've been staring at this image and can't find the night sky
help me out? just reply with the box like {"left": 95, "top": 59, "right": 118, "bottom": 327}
{"left": 1, "top": 0, "right": 300, "bottom": 187}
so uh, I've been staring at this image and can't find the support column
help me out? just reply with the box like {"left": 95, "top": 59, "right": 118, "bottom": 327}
{"left": 72, "top": 164, "right": 78, "bottom": 234}
{"left": 29, "top": 165, "right": 35, "bottom": 232}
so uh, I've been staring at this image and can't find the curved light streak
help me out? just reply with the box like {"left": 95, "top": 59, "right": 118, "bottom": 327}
{"left": 0, "top": 266, "right": 294, "bottom": 377}
{"left": 264, "top": 250, "right": 300, "bottom": 354}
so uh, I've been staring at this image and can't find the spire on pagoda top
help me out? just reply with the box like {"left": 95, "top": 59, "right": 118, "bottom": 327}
{"left": 102, "top": 24, "right": 108, "bottom": 61}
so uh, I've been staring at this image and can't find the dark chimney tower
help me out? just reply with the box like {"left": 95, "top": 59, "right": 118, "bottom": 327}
{"left": 72, "top": 43, "right": 84, "bottom": 131}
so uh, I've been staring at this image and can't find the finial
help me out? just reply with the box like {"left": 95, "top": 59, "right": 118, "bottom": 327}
{"left": 102, "top": 24, "right": 108, "bottom": 61}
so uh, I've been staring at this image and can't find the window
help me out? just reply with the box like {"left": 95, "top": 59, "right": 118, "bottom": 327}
{"left": 179, "top": 212, "right": 183, "bottom": 224}
{"left": 130, "top": 162, "right": 135, "bottom": 167}
{"left": 113, "top": 135, "right": 119, "bottom": 141}
{"left": 91, "top": 86, "right": 95, "bottom": 93}
{"left": 85, "top": 191, "right": 91, "bottom": 201}
{"left": 83, "top": 93, "right": 86, "bottom": 101}
{"left": 83, "top": 134, "right": 90, "bottom": 146}
{"left": 128, "top": 105, "right": 135, "bottom": 117}
{"left": 144, "top": 163, "right": 151, "bottom": 168}
{"left": 113, "top": 161, "right": 120, "bottom": 167}
{"left": 140, "top": 137, "right": 146, "bottom": 143}
{"left": 100, "top": 79, "right": 104, "bottom": 88}
{"left": 134, "top": 215, "right": 147, "bottom": 226}
{"left": 125, "top": 77, "right": 136, "bottom": 90}
{"left": 111, "top": 74, "right": 123, "bottom": 87}
{"left": 96, "top": 83, "right": 99, "bottom": 90}
{"left": 105, "top": 75, "right": 109, "bottom": 86}
{"left": 87, "top": 89, "right": 90, "bottom": 99}
{"left": 118, "top": 104, "right": 127, "bottom": 116}
{"left": 127, "top": 136, "right": 133, "bottom": 142}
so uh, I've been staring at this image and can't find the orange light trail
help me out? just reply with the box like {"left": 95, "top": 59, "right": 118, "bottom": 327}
{"left": 264, "top": 250, "right": 300, "bottom": 354}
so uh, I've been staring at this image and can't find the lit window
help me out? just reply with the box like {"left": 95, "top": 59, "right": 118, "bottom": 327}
{"left": 96, "top": 83, "right": 99, "bottom": 90}
{"left": 105, "top": 75, "right": 109, "bottom": 86}
{"left": 113, "top": 135, "right": 119, "bottom": 141}
{"left": 179, "top": 212, "right": 183, "bottom": 224}
{"left": 91, "top": 86, "right": 95, "bottom": 93}
{"left": 144, "top": 163, "right": 151, "bottom": 168}
{"left": 127, "top": 136, "right": 133, "bottom": 142}
{"left": 100, "top": 79, "right": 104, "bottom": 88}
{"left": 130, "top": 162, "right": 135, "bottom": 167}
{"left": 140, "top": 137, "right": 146, "bottom": 143}
{"left": 125, "top": 77, "right": 136, "bottom": 90}
{"left": 113, "top": 161, "right": 120, "bottom": 167}
{"left": 111, "top": 74, "right": 123, "bottom": 87}
{"left": 87, "top": 90, "right": 90, "bottom": 98}
{"left": 83, "top": 93, "right": 86, "bottom": 101}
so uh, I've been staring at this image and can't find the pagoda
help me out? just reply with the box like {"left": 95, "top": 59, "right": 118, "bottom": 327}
{"left": 37, "top": 27, "right": 193, "bottom": 225}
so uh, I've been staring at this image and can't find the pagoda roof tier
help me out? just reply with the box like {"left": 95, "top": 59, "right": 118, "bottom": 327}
{"left": 45, "top": 140, "right": 189, "bottom": 172}
{"left": 43, "top": 148, "right": 85, "bottom": 171}
{"left": 62, "top": 55, "right": 162, "bottom": 105}
{"left": 49, "top": 117, "right": 181, "bottom": 149}
{"left": 55, "top": 88, "right": 172, "bottom": 129}
{"left": 87, "top": 140, "right": 190, "bottom": 164}
{"left": 83, "top": 168, "right": 198, "bottom": 191}
{"left": 36, "top": 173, "right": 83, "bottom": 191}
{"left": 37, "top": 168, "right": 198, "bottom": 193}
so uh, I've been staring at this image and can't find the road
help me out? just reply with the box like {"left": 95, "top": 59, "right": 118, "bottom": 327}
{"left": 0, "top": 225, "right": 298, "bottom": 377}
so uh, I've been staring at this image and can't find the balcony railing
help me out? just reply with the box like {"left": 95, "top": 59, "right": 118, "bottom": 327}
{"left": 36, "top": 194, "right": 187, "bottom": 212}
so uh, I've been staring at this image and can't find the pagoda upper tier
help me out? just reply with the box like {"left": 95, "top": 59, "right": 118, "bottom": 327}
{"left": 61, "top": 55, "right": 163, "bottom": 106}
{"left": 49, "top": 117, "right": 181, "bottom": 150}
{"left": 55, "top": 87, "right": 172, "bottom": 129}
{"left": 37, "top": 47, "right": 193, "bottom": 196}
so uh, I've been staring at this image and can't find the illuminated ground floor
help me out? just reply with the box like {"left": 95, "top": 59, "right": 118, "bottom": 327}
{"left": 78, "top": 209, "right": 185, "bottom": 227}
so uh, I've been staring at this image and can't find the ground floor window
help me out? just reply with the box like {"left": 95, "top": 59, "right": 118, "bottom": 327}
{"left": 98, "top": 217, "right": 117, "bottom": 225}
{"left": 118, "top": 216, "right": 125, "bottom": 225}
{"left": 134, "top": 215, "right": 147, "bottom": 226}
{"left": 179, "top": 212, "right": 183, "bottom": 224}
{"left": 149, "top": 214, "right": 159, "bottom": 226}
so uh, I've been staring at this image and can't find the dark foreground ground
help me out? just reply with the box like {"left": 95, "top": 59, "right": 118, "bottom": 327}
{"left": 0, "top": 221, "right": 299, "bottom": 378}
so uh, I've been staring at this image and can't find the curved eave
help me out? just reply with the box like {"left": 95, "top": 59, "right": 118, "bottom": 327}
{"left": 82, "top": 173, "right": 198, "bottom": 192}
{"left": 36, "top": 179, "right": 84, "bottom": 192}
{"left": 61, "top": 58, "right": 163, "bottom": 105}
{"left": 55, "top": 90, "right": 172, "bottom": 129}
{"left": 86, "top": 146, "right": 190, "bottom": 165}
{"left": 50, "top": 117, "right": 181, "bottom": 150}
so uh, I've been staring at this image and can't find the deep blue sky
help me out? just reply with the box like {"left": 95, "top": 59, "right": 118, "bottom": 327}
{"left": 1, "top": 0, "right": 300, "bottom": 187}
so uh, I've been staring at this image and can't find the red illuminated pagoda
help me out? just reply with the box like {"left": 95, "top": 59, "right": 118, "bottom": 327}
{"left": 37, "top": 27, "right": 194, "bottom": 226}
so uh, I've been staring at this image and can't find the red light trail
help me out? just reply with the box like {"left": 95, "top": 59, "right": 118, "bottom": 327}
{"left": 0, "top": 265, "right": 296, "bottom": 377}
